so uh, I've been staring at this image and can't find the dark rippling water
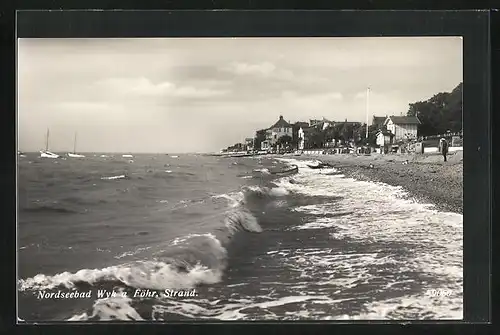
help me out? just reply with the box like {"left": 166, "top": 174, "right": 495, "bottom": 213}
{"left": 17, "top": 153, "right": 463, "bottom": 321}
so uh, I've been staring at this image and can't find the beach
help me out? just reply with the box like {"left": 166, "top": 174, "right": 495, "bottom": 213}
{"left": 293, "top": 151, "right": 463, "bottom": 214}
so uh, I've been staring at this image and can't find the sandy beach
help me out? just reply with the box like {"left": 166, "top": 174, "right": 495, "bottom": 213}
{"left": 292, "top": 151, "right": 463, "bottom": 214}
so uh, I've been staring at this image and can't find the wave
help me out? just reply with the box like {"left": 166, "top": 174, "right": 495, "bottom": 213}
{"left": 19, "top": 234, "right": 226, "bottom": 292}
{"left": 101, "top": 175, "right": 128, "bottom": 180}
{"left": 19, "top": 181, "right": 291, "bottom": 289}
{"left": 19, "top": 172, "right": 300, "bottom": 321}
{"left": 23, "top": 203, "right": 79, "bottom": 214}
{"left": 253, "top": 168, "right": 270, "bottom": 175}
{"left": 68, "top": 289, "right": 143, "bottom": 321}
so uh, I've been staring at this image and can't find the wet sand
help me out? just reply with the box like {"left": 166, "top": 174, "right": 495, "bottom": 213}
{"left": 292, "top": 151, "right": 463, "bottom": 214}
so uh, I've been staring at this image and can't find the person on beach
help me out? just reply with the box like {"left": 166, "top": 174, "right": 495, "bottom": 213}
{"left": 439, "top": 138, "right": 449, "bottom": 162}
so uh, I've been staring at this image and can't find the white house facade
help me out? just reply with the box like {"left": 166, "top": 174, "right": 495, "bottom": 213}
{"left": 298, "top": 127, "right": 305, "bottom": 150}
{"left": 261, "top": 140, "right": 271, "bottom": 151}
{"left": 384, "top": 116, "right": 420, "bottom": 142}
{"left": 244, "top": 138, "right": 254, "bottom": 151}
{"left": 376, "top": 131, "right": 393, "bottom": 147}
{"left": 267, "top": 116, "right": 293, "bottom": 145}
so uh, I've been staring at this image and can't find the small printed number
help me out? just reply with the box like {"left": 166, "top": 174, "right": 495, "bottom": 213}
{"left": 427, "top": 289, "right": 452, "bottom": 297}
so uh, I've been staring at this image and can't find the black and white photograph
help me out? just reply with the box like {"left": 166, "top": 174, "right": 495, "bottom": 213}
{"left": 17, "top": 37, "right": 463, "bottom": 321}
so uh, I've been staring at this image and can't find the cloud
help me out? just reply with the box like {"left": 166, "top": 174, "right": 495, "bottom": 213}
{"left": 221, "top": 61, "right": 294, "bottom": 81}
{"left": 18, "top": 37, "right": 462, "bottom": 153}
{"left": 224, "top": 61, "right": 276, "bottom": 76}
{"left": 94, "top": 77, "right": 229, "bottom": 99}
{"left": 282, "top": 90, "right": 343, "bottom": 102}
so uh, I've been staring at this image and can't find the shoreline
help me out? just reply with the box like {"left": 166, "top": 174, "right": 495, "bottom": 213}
{"left": 285, "top": 152, "right": 463, "bottom": 214}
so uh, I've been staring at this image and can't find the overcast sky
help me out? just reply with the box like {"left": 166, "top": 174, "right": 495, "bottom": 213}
{"left": 18, "top": 37, "right": 462, "bottom": 153}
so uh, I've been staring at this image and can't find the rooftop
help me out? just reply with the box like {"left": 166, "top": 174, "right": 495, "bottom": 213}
{"left": 377, "top": 130, "right": 393, "bottom": 136}
{"left": 300, "top": 127, "right": 316, "bottom": 133}
{"left": 372, "top": 116, "right": 387, "bottom": 125}
{"left": 270, "top": 115, "right": 292, "bottom": 129}
{"left": 385, "top": 115, "right": 421, "bottom": 125}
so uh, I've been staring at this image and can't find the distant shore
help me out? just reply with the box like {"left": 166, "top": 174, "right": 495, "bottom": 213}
{"left": 288, "top": 151, "right": 463, "bottom": 214}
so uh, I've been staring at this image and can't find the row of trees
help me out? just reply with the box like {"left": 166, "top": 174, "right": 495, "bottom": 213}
{"left": 305, "top": 122, "right": 369, "bottom": 149}
{"left": 254, "top": 122, "right": 375, "bottom": 151}
{"left": 407, "top": 82, "right": 462, "bottom": 136}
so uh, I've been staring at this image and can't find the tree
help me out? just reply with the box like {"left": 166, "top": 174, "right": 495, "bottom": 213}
{"left": 352, "top": 123, "right": 365, "bottom": 145}
{"left": 324, "top": 125, "right": 340, "bottom": 144}
{"left": 309, "top": 128, "right": 325, "bottom": 148}
{"left": 366, "top": 124, "right": 379, "bottom": 146}
{"left": 254, "top": 129, "right": 267, "bottom": 151}
{"left": 277, "top": 135, "right": 293, "bottom": 146}
{"left": 407, "top": 82, "right": 462, "bottom": 136}
{"left": 340, "top": 123, "right": 354, "bottom": 144}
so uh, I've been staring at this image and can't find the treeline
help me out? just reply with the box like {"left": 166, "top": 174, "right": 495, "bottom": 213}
{"left": 256, "top": 122, "right": 371, "bottom": 150}
{"left": 407, "top": 82, "right": 462, "bottom": 136}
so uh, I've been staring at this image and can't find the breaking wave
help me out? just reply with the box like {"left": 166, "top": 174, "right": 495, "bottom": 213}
{"left": 18, "top": 181, "right": 293, "bottom": 321}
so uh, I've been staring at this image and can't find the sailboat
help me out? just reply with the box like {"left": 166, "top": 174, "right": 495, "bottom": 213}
{"left": 40, "top": 129, "right": 59, "bottom": 158}
{"left": 67, "top": 132, "right": 85, "bottom": 158}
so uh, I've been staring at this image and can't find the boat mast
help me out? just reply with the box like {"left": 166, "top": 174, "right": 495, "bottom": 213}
{"left": 45, "top": 128, "right": 49, "bottom": 151}
{"left": 365, "top": 87, "right": 370, "bottom": 140}
{"left": 73, "top": 132, "right": 77, "bottom": 154}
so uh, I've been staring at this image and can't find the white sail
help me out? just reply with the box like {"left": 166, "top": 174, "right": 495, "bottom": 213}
{"left": 40, "top": 129, "right": 59, "bottom": 158}
{"left": 67, "top": 132, "right": 85, "bottom": 158}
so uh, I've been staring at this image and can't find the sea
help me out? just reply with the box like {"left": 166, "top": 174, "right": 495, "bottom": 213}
{"left": 17, "top": 153, "right": 463, "bottom": 321}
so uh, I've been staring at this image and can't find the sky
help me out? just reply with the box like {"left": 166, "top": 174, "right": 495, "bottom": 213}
{"left": 17, "top": 37, "right": 462, "bottom": 153}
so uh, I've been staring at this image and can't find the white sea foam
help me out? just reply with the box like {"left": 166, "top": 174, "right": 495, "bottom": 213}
{"left": 211, "top": 192, "right": 244, "bottom": 208}
{"left": 101, "top": 175, "right": 126, "bottom": 180}
{"left": 114, "top": 246, "right": 152, "bottom": 260}
{"left": 19, "top": 234, "right": 227, "bottom": 293}
{"left": 253, "top": 168, "right": 270, "bottom": 174}
{"left": 68, "top": 288, "right": 144, "bottom": 321}
{"left": 149, "top": 294, "right": 341, "bottom": 320}
{"left": 270, "top": 158, "right": 463, "bottom": 320}
{"left": 19, "top": 261, "right": 223, "bottom": 293}
{"left": 35, "top": 156, "right": 463, "bottom": 321}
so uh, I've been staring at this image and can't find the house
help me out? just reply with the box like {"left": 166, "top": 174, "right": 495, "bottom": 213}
{"left": 341, "top": 119, "right": 361, "bottom": 127}
{"left": 309, "top": 119, "right": 322, "bottom": 127}
{"left": 310, "top": 117, "right": 333, "bottom": 131}
{"left": 244, "top": 138, "right": 254, "bottom": 151}
{"left": 376, "top": 130, "right": 394, "bottom": 147}
{"left": 266, "top": 115, "right": 293, "bottom": 146}
{"left": 383, "top": 115, "right": 420, "bottom": 142}
{"left": 227, "top": 142, "right": 244, "bottom": 152}
{"left": 261, "top": 140, "right": 271, "bottom": 151}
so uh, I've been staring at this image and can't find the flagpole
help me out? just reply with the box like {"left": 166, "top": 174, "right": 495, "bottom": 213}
{"left": 365, "top": 87, "right": 370, "bottom": 140}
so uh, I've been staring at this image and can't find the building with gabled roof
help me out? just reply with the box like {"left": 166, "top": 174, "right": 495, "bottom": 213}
{"left": 384, "top": 115, "right": 420, "bottom": 141}
{"left": 309, "top": 117, "right": 334, "bottom": 131}
{"left": 270, "top": 115, "right": 292, "bottom": 129}
{"left": 262, "top": 115, "right": 293, "bottom": 150}
{"left": 372, "top": 116, "right": 387, "bottom": 128}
